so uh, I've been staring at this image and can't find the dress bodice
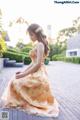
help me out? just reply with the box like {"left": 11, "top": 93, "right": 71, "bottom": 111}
{"left": 29, "top": 47, "right": 46, "bottom": 64}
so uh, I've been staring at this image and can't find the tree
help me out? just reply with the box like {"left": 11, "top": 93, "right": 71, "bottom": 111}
{"left": 56, "top": 17, "right": 80, "bottom": 54}
{"left": 57, "top": 27, "right": 77, "bottom": 42}
{"left": 56, "top": 16, "right": 80, "bottom": 43}
{"left": 49, "top": 43, "right": 62, "bottom": 60}
{"left": 0, "top": 32, "right": 7, "bottom": 57}
{"left": 73, "top": 17, "right": 80, "bottom": 32}
{"left": 0, "top": 9, "right": 7, "bottom": 57}
{"left": 8, "top": 17, "right": 29, "bottom": 27}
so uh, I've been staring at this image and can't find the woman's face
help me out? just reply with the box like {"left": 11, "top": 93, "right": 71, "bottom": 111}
{"left": 29, "top": 31, "right": 37, "bottom": 42}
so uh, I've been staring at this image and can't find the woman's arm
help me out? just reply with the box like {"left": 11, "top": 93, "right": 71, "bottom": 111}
{"left": 16, "top": 62, "right": 33, "bottom": 75}
{"left": 23, "top": 62, "right": 33, "bottom": 72}
{"left": 16, "top": 62, "right": 33, "bottom": 79}
{"left": 16, "top": 42, "right": 44, "bottom": 79}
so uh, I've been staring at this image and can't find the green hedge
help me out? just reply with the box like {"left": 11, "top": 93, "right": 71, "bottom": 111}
{"left": 3, "top": 51, "right": 24, "bottom": 62}
{"left": 7, "top": 48, "right": 29, "bottom": 56}
{"left": 7, "top": 48, "right": 18, "bottom": 53}
{"left": 52, "top": 54, "right": 64, "bottom": 61}
{"left": 21, "top": 46, "right": 32, "bottom": 53}
{"left": 52, "top": 54, "right": 80, "bottom": 64}
{"left": 24, "top": 56, "right": 31, "bottom": 65}
{"left": 65, "top": 57, "right": 80, "bottom": 64}
{"left": 3, "top": 51, "right": 31, "bottom": 64}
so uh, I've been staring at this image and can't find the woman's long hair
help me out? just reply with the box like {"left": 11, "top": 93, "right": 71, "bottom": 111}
{"left": 27, "top": 23, "right": 49, "bottom": 56}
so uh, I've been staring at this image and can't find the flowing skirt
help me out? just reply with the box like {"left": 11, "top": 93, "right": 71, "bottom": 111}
{"left": 1, "top": 65, "right": 59, "bottom": 117}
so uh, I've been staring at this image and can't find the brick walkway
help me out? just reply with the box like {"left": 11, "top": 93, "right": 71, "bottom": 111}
{"left": 0, "top": 61, "right": 80, "bottom": 120}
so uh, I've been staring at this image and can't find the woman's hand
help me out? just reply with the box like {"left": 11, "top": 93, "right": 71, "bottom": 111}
{"left": 16, "top": 73, "right": 25, "bottom": 79}
{"left": 16, "top": 71, "right": 21, "bottom": 74}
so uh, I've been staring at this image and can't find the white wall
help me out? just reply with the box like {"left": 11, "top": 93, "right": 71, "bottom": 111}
{"left": 0, "top": 58, "right": 3, "bottom": 71}
{"left": 77, "top": 49, "right": 80, "bottom": 56}
{"left": 66, "top": 49, "right": 80, "bottom": 57}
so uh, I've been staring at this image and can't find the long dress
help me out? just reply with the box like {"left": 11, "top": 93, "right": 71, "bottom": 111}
{"left": 0, "top": 47, "right": 59, "bottom": 117}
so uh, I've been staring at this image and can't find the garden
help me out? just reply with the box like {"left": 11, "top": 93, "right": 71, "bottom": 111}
{"left": 0, "top": 3, "right": 80, "bottom": 120}
{"left": 0, "top": 8, "right": 80, "bottom": 71}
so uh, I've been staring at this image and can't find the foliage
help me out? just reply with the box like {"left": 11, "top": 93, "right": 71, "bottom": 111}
{"left": 0, "top": 9, "right": 8, "bottom": 57}
{"left": 7, "top": 47, "right": 28, "bottom": 56}
{"left": 0, "top": 37, "right": 7, "bottom": 57}
{"left": 73, "top": 17, "right": 80, "bottom": 31}
{"left": 48, "top": 43, "right": 66, "bottom": 61}
{"left": 3, "top": 51, "right": 24, "bottom": 62}
{"left": 56, "top": 16, "right": 80, "bottom": 46}
{"left": 2, "top": 31, "right": 10, "bottom": 41}
{"left": 65, "top": 57, "right": 80, "bottom": 64}
{"left": 16, "top": 41, "right": 32, "bottom": 54}
{"left": 52, "top": 54, "right": 65, "bottom": 61}
{"left": 5, "top": 43, "right": 32, "bottom": 64}
{"left": 57, "top": 27, "right": 77, "bottom": 39}
{"left": 7, "top": 47, "right": 19, "bottom": 53}
{"left": 3, "top": 51, "right": 31, "bottom": 64}
{"left": 21, "top": 46, "right": 32, "bottom": 53}
{"left": 24, "top": 56, "right": 31, "bottom": 65}
{"left": 52, "top": 55, "right": 80, "bottom": 64}
{"left": 21, "top": 42, "right": 32, "bottom": 53}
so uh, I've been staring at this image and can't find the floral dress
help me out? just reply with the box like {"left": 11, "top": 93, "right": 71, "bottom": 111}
{"left": 1, "top": 47, "right": 59, "bottom": 117}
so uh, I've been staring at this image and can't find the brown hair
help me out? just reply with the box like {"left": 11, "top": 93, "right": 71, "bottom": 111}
{"left": 27, "top": 23, "right": 49, "bottom": 56}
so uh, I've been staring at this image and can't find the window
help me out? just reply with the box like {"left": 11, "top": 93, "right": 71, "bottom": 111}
{"left": 69, "top": 51, "right": 77, "bottom": 56}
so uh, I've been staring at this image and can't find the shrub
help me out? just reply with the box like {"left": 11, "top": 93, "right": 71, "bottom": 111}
{"left": 3, "top": 51, "right": 24, "bottom": 62}
{"left": 52, "top": 54, "right": 64, "bottom": 61}
{"left": 48, "top": 43, "right": 66, "bottom": 61}
{"left": 52, "top": 55, "right": 80, "bottom": 64}
{"left": 0, "top": 37, "right": 7, "bottom": 57}
{"left": 44, "top": 57, "right": 50, "bottom": 65}
{"left": 24, "top": 56, "right": 31, "bottom": 65}
{"left": 7, "top": 48, "right": 18, "bottom": 53}
{"left": 7, "top": 48, "right": 29, "bottom": 56}
{"left": 65, "top": 57, "right": 80, "bottom": 64}
{"left": 3, "top": 51, "right": 32, "bottom": 64}
{"left": 21, "top": 46, "right": 32, "bottom": 53}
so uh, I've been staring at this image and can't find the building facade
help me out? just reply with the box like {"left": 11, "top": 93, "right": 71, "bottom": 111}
{"left": 66, "top": 33, "right": 80, "bottom": 57}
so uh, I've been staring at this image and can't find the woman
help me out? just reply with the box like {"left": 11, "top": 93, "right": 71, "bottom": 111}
{"left": 0, "top": 24, "right": 59, "bottom": 117}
